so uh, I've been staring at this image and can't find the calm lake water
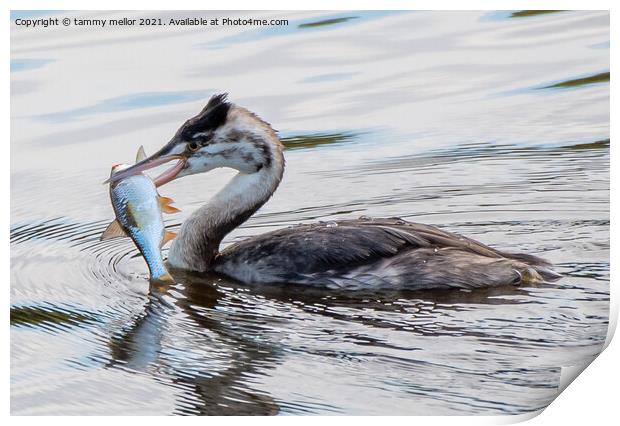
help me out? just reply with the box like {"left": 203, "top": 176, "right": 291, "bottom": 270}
{"left": 11, "top": 10, "right": 609, "bottom": 415}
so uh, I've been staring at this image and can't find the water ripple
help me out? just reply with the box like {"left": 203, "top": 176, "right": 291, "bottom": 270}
{"left": 11, "top": 9, "right": 609, "bottom": 415}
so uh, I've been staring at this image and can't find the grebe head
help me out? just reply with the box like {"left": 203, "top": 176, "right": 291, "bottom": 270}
{"left": 108, "top": 93, "right": 283, "bottom": 186}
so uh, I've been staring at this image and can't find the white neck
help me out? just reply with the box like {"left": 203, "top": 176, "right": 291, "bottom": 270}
{"left": 167, "top": 163, "right": 283, "bottom": 272}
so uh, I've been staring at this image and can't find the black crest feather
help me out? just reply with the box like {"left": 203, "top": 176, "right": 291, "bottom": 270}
{"left": 182, "top": 93, "right": 231, "bottom": 139}
{"left": 202, "top": 93, "right": 229, "bottom": 112}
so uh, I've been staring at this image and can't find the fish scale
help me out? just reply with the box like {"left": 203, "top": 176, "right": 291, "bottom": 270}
{"left": 106, "top": 171, "right": 174, "bottom": 283}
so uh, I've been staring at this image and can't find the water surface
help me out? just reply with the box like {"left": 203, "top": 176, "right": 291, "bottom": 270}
{"left": 11, "top": 10, "right": 609, "bottom": 415}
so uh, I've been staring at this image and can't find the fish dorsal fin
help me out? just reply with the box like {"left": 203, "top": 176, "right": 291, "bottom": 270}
{"left": 136, "top": 145, "right": 147, "bottom": 163}
{"left": 100, "top": 219, "right": 127, "bottom": 240}
{"left": 158, "top": 196, "right": 181, "bottom": 214}
{"left": 162, "top": 230, "right": 177, "bottom": 246}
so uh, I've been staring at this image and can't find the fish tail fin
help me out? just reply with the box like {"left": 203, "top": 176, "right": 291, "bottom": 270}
{"left": 149, "top": 271, "right": 175, "bottom": 293}
{"left": 151, "top": 271, "right": 175, "bottom": 285}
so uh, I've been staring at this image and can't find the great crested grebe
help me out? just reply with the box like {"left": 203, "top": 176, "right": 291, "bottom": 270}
{"left": 109, "top": 94, "right": 561, "bottom": 290}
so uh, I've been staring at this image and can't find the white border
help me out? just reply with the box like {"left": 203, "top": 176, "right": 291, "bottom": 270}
{"left": 4, "top": 0, "right": 616, "bottom": 423}
{"left": 0, "top": 0, "right": 617, "bottom": 11}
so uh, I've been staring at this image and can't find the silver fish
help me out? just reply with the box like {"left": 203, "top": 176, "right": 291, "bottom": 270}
{"left": 101, "top": 146, "right": 179, "bottom": 283}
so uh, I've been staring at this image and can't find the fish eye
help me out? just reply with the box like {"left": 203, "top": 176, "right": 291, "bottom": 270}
{"left": 188, "top": 141, "right": 200, "bottom": 152}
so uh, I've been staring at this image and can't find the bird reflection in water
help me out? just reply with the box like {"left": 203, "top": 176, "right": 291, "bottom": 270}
{"left": 107, "top": 276, "right": 280, "bottom": 415}
{"left": 105, "top": 273, "right": 539, "bottom": 415}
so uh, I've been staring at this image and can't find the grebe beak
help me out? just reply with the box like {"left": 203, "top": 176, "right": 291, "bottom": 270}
{"left": 105, "top": 142, "right": 186, "bottom": 187}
